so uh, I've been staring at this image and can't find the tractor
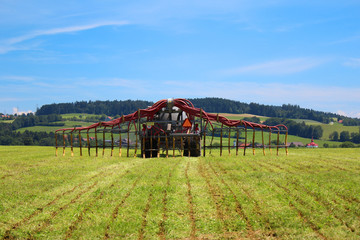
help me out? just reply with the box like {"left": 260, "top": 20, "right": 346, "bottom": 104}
{"left": 140, "top": 98, "right": 201, "bottom": 158}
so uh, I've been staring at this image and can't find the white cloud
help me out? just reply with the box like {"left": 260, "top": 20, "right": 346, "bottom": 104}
{"left": 161, "top": 80, "right": 360, "bottom": 116}
{"left": 7, "top": 21, "right": 129, "bottom": 44}
{"left": 0, "top": 75, "right": 35, "bottom": 82}
{"left": 12, "top": 107, "right": 33, "bottom": 115}
{"left": 328, "top": 35, "right": 360, "bottom": 45}
{"left": 337, "top": 110, "right": 360, "bottom": 119}
{"left": 0, "top": 21, "right": 129, "bottom": 54}
{"left": 343, "top": 58, "right": 360, "bottom": 67}
{"left": 337, "top": 110, "right": 347, "bottom": 116}
{"left": 0, "top": 46, "right": 18, "bottom": 54}
{"left": 164, "top": 81, "right": 360, "bottom": 101}
{"left": 222, "top": 58, "right": 328, "bottom": 76}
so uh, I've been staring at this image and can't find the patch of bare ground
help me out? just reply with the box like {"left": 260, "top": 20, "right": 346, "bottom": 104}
{"left": 158, "top": 178, "right": 169, "bottom": 240}
{"left": 34, "top": 181, "right": 98, "bottom": 233}
{"left": 209, "top": 162, "right": 280, "bottom": 239}
{"left": 313, "top": 157, "right": 359, "bottom": 173}
{"left": 104, "top": 160, "right": 171, "bottom": 239}
{"left": 1, "top": 174, "right": 13, "bottom": 180}
{"left": 336, "top": 192, "right": 360, "bottom": 205}
{"left": 213, "top": 161, "right": 277, "bottom": 239}
{"left": 282, "top": 159, "right": 340, "bottom": 175}
{"left": 254, "top": 162, "right": 275, "bottom": 173}
{"left": 27, "top": 169, "right": 117, "bottom": 235}
{"left": 185, "top": 162, "right": 197, "bottom": 240}
{"left": 66, "top": 169, "right": 133, "bottom": 239}
{"left": 249, "top": 161, "right": 329, "bottom": 239}
{"left": 198, "top": 160, "right": 247, "bottom": 239}
{"left": 262, "top": 161, "right": 296, "bottom": 174}
{"left": 65, "top": 192, "right": 104, "bottom": 239}
{"left": 138, "top": 163, "right": 170, "bottom": 240}
{"left": 2, "top": 168, "right": 112, "bottom": 238}
{"left": 158, "top": 159, "right": 182, "bottom": 240}
{"left": 265, "top": 161, "right": 360, "bottom": 219}
{"left": 1, "top": 160, "right": 48, "bottom": 181}
{"left": 197, "top": 161, "right": 226, "bottom": 227}
{"left": 274, "top": 160, "right": 316, "bottom": 174}
{"left": 264, "top": 161, "right": 360, "bottom": 208}
{"left": 271, "top": 180, "right": 328, "bottom": 240}
{"left": 103, "top": 175, "right": 142, "bottom": 239}
{"left": 2, "top": 181, "right": 86, "bottom": 239}
{"left": 138, "top": 192, "right": 153, "bottom": 240}
{"left": 286, "top": 178, "right": 359, "bottom": 236}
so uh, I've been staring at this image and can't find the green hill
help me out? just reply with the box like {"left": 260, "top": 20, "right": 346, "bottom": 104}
{"left": 13, "top": 112, "right": 354, "bottom": 147}
{"left": 2, "top": 98, "right": 360, "bottom": 147}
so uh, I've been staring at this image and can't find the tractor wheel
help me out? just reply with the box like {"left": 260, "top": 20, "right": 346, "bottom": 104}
{"left": 141, "top": 137, "right": 158, "bottom": 158}
{"left": 184, "top": 136, "right": 201, "bottom": 157}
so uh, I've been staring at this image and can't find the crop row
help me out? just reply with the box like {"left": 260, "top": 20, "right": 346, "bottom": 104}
{"left": 1, "top": 147, "right": 359, "bottom": 239}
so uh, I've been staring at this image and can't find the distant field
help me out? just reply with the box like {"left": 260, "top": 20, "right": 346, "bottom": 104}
{"left": 0, "top": 120, "right": 14, "bottom": 124}
{"left": 61, "top": 113, "right": 101, "bottom": 119}
{"left": 219, "top": 113, "right": 269, "bottom": 122}
{"left": 204, "top": 129, "right": 339, "bottom": 147}
{"left": 321, "top": 123, "right": 360, "bottom": 140}
{"left": 1, "top": 146, "right": 360, "bottom": 239}
{"left": 292, "top": 119, "right": 323, "bottom": 125}
{"left": 12, "top": 112, "right": 359, "bottom": 145}
{"left": 17, "top": 121, "right": 96, "bottom": 133}
{"left": 219, "top": 113, "right": 359, "bottom": 141}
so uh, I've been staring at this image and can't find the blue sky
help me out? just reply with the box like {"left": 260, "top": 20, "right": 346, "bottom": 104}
{"left": 1, "top": 1, "right": 360, "bottom": 118}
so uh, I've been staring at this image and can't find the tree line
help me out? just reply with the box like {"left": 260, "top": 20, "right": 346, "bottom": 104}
{"left": 263, "top": 117, "right": 323, "bottom": 139}
{"left": 11, "top": 114, "right": 63, "bottom": 130}
{"left": 36, "top": 100, "right": 153, "bottom": 116}
{"left": 329, "top": 130, "right": 360, "bottom": 144}
{"left": 36, "top": 98, "right": 360, "bottom": 126}
{"left": 189, "top": 98, "right": 360, "bottom": 125}
{"left": 1, "top": 98, "right": 360, "bottom": 146}
{"left": 0, "top": 123, "right": 55, "bottom": 146}
{"left": 0, "top": 113, "right": 62, "bottom": 146}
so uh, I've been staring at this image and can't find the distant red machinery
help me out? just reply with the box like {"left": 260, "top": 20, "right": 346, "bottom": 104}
{"left": 55, "top": 98, "right": 288, "bottom": 157}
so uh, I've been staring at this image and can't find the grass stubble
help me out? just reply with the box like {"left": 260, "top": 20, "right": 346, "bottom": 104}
{"left": 0, "top": 146, "right": 360, "bottom": 239}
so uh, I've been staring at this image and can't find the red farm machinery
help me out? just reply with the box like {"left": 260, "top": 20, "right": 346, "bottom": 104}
{"left": 55, "top": 98, "right": 288, "bottom": 157}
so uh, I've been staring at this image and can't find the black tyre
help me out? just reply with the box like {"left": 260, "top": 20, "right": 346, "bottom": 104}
{"left": 141, "top": 137, "right": 158, "bottom": 158}
{"left": 184, "top": 137, "right": 201, "bottom": 157}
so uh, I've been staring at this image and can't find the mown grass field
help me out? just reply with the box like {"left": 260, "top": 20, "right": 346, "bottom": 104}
{"left": 0, "top": 120, "right": 14, "bottom": 124}
{"left": 61, "top": 113, "right": 101, "bottom": 119}
{"left": 220, "top": 113, "right": 360, "bottom": 142}
{"left": 17, "top": 121, "right": 96, "bottom": 133}
{"left": 12, "top": 112, "right": 360, "bottom": 146}
{"left": 1, "top": 147, "right": 360, "bottom": 239}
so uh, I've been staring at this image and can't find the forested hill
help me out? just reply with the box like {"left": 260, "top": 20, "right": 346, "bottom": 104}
{"left": 36, "top": 97, "right": 360, "bottom": 125}
{"left": 36, "top": 100, "right": 153, "bottom": 117}
{"left": 189, "top": 98, "right": 338, "bottom": 124}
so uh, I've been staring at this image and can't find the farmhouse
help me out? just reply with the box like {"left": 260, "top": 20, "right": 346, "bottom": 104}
{"left": 289, "top": 142, "right": 304, "bottom": 147}
{"left": 306, "top": 138, "right": 318, "bottom": 148}
{"left": 55, "top": 98, "right": 289, "bottom": 157}
{"left": 237, "top": 143, "right": 251, "bottom": 149}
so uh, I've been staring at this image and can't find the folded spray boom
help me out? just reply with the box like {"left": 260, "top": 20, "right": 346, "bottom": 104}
{"left": 55, "top": 98, "right": 288, "bottom": 157}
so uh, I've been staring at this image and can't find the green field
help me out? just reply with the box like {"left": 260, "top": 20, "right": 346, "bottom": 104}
{"left": 219, "top": 113, "right": 269, "bottom": 123}
{"left": 12, "top": 112, "right": 360, "bottom": 147}
{"left": 61, "top": 113, "right": 101, "bottom": 119}
{"left": 0, "top": 120, "right": 14, "bottom": 124}
{"left": 1, "top": 146, "right": 360, "bottom": 239}
{"left": 217, "top": 113, "right": 360, "bottom": 141}
{"left": 17, "top": 121, "right": 96, "bottom": 133}
{"left": 321, "top": 123, "right": 360, "bottom": 141}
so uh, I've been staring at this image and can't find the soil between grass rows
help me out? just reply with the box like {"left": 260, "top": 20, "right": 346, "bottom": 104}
{"left": 1, "top": 147, "right": 360, "bottom": 239}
